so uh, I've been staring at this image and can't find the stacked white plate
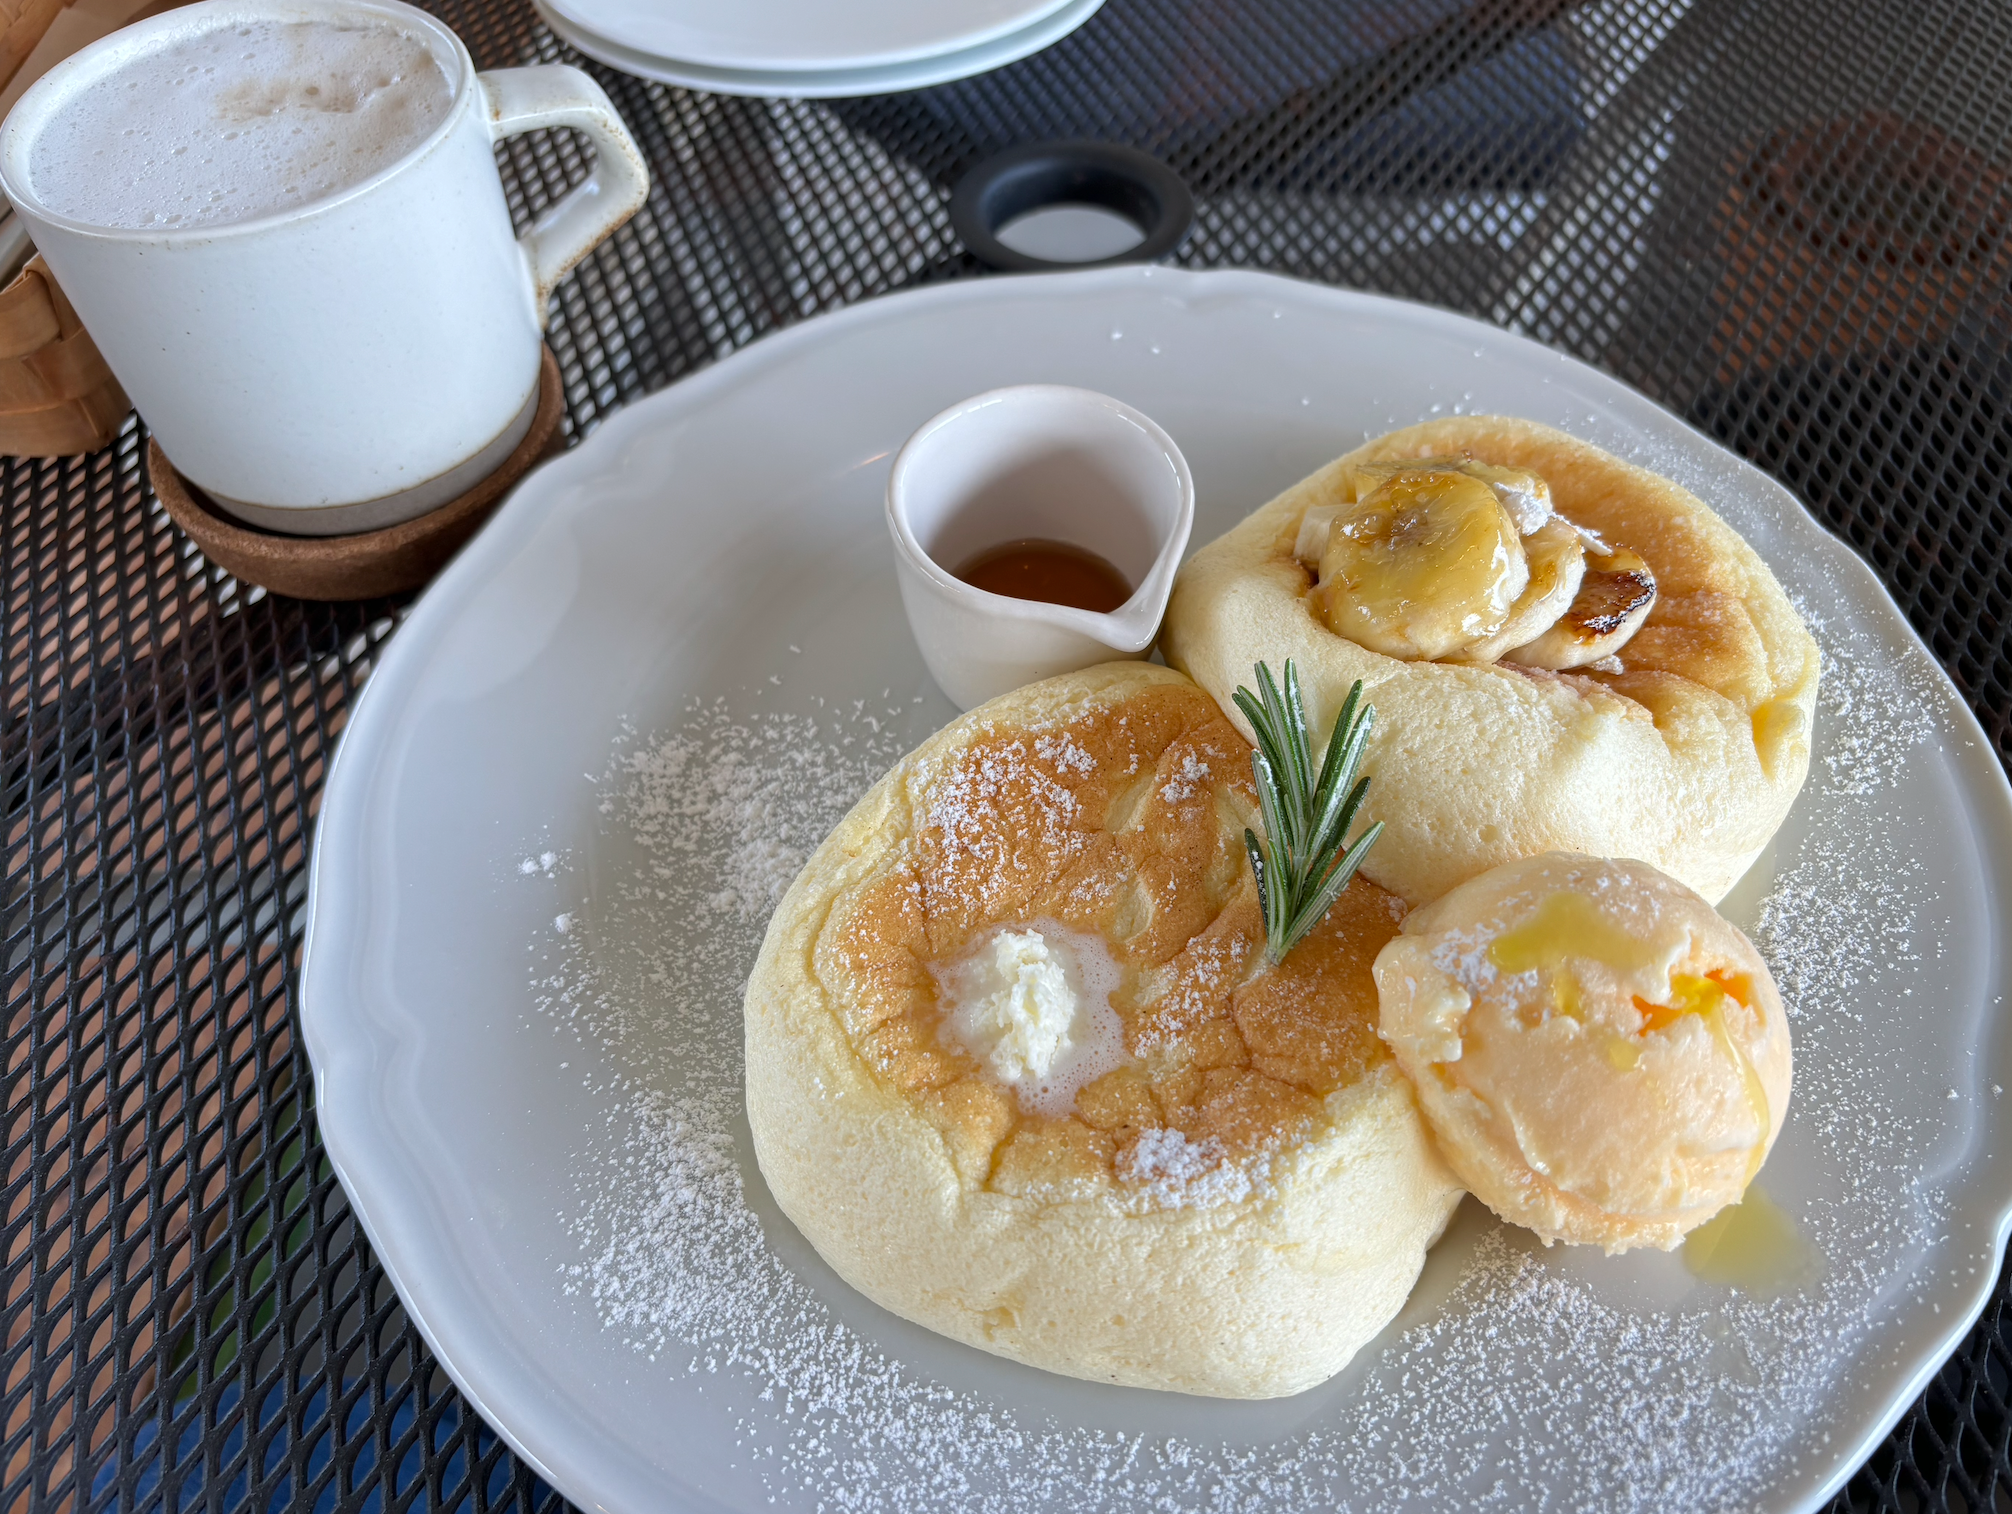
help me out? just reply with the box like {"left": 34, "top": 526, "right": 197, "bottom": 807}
{"left": 534, "top": 0, "right": 1105, "bottom": 96}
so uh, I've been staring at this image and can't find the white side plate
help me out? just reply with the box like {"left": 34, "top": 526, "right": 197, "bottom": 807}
{"left": 301, "top": 267, "right": 2012, "bottom": 1513}
{"left": 535, "top": 0, "right": 1099, "bottom": 96}
{"left": 539, "top": 0, "right": 1073, "bottom": 73}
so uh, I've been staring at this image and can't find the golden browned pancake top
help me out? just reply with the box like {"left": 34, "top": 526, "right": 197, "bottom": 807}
{"left": 815, "top": 676, "right": 1403, "bottom": 1201}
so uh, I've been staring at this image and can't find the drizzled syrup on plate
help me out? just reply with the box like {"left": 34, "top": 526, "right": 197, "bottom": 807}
{"left": 1682, "top": 1186, "right": 1821, "bottom": 1293}
{"left": 955, "top": 537, "right": 1132, "bottom": 612}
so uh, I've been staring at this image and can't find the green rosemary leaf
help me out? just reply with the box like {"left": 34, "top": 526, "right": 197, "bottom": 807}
{"left": 1243, "top": 829, "right": 1271, "bottom": 937}
{"left": 1306, "top": 716, "right": 1372, "bottom": 859}
{"left": 1231, "top": 682, "right": 1285, "bottom": 779}
{"left": 1250, "top": 748, "right": 1293, "bottom": 894}
{"left": 1239, "top": 668, "right": 1303, "bottom": 857}
{"left": 1281, "top": 661, "right": 1316, "bottom": 820}
{"left": 1306, "top": 683, "right": 1364, "bottom": 827}
{"left": 1321, "top": 767, "right": 1373, "bottom": 860}
{"left": 1230, "top": 681, "right": 1268, "bottom": 733}
{"left": 1302, "top": 775, "right": 1371, "bottom": 894}
{"left": 1236, "top": 682, "right": 1302, "bottom": 866}
{"left": 1283, "top": 820, "right": 1385, "bottom": 949}
{"left": 1237, "top": 662, "right": 1383, "bottom": 965}
{"left": 1259, "top": 671, "right": 1297, "bottom": 792}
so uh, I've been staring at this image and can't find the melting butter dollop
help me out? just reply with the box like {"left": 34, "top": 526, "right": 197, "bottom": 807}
{"left": 944, "top": 927, "right": 1079, "bottom": 1082}
{"left": 1373, "top": 852, "right": 1792, "bottom": 1253}
{"left": 936, "top": 922, "right": 1130, "bottom": 1117}
{"left": 1295, "top": 457, "right": 1656, "bottom": 669}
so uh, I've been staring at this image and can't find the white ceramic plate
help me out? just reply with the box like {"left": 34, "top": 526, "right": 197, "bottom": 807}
{"left": 540, "top": 0, "right": 1073, "bottom": 73}
{"left": 535, "top": 0, "right": 1103, "bottom": 98}
{"left": 301, "top": 267, "right": 2012, "bottom": 1513}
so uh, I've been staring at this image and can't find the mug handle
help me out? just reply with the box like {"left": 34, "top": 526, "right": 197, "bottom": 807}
{"left": 478, "top": 66, "right": 650, "bottom": 325}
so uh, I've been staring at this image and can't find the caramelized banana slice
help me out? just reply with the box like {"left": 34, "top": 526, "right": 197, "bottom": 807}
{"left": 1348, "top": 457, "right": 1554, "bottom": 534}
{"left": 1450, "top": 517, "right": 1586, "bottom": 665}
{"left": 1316, "top": 468, "right": 1528, "bottom": 660}
{"left": 1504, "top": 543, "right": 1656, "bottom": 669}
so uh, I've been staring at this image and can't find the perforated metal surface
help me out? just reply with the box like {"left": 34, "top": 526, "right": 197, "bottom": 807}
{"left": 7, "top": 0, "right": 2011, "bottom": 1510}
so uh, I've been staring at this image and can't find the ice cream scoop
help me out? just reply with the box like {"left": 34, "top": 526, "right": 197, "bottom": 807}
{"left": 1374, "top": 851, "right": 1791, "bottom": 1253}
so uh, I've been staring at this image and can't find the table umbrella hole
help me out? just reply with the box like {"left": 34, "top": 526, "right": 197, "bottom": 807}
{"left": 994, "top": 203, "right": 1146, "bottom": 261}
{"left": 950, "top": 141, "right": 1194, "bottom": 272}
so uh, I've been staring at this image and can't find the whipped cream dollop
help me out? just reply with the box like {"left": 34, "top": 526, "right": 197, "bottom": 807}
{"left": 938, "top": 921, "right": 1128, "bottom": 1117}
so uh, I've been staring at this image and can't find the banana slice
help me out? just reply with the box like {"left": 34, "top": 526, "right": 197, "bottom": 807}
{"left": 1505, "top": 543, "right": 1657, "bottom": 670}
{"left": 1316, "top": 468, "right": 1528, "bottom": 660}
{"left": 1293, "top": 504, "right": 1337, "bottom": 567}
{"left": 1458, "top": 461, "right": 1554, "bottom": 534}
{"left": 1448, "top": 517, "right": 1586, "bottom": 665}
{"left": 1348, "top": 457, "right": 1553, "bottom": 534}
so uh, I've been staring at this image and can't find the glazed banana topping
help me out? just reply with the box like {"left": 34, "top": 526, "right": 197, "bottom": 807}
{"left": 1349, "top": 457, "right": 1554, "bottom": 534}
{"left": 1293, "top": 456, "right": 1657, "bottom": 668}
{"left": 1502, "top": 543, "right": 1656, "bottom": 670}
{"left": 1314, "top": 468, "right": 1528, "bottom": 660}
{"left": 1458, "top": 515, "right": 1583, "bottom": 665}
{"left": 1373, "top": 852, "right": 1792, "bottom": 1253}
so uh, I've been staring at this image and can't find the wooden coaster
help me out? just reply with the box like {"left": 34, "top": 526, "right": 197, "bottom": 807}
{"left": 150, "top": 346, "right": 564, "bottom": 601}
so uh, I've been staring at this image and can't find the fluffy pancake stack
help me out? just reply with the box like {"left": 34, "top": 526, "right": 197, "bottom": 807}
{"left": 746, "top": 417, "right": 1815, "bottom": 1399}
{"left": 744, "top": 663, "right": 1463, "bottom": 1398}
{"left": 1162, "top": 416, "right": 1821, "bottom": 906}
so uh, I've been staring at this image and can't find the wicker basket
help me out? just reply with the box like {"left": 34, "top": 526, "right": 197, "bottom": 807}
{"left": 0, "top": 253, "right": 130, "bottom": 456}
{"left": 0, "top": 0, "right": 66, "bottom": 90}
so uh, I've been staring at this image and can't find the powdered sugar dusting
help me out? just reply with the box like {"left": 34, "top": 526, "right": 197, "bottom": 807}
{"left": 1115, "top": 1127, "right": 1257, "bottom": 1209}
{"left": 1133, "top": 928, "right": 1252, "bottom": 1052}
{"left": 1158, "top": 751, "right": 1210, "bottom": 804}
{"left": 1034, "top": 732, "right": 1097, "bottom": 777}
{"left": 614, "top": 698, "right": 878, "bottom": 925}
{"left": 922, "top": 733, "right": 1085, "bottom": 906}
{"left": 529, "top": 603, "right": 1976, "bottom": 1508}
{"left": 1792, "top": 594, "right": 1940, "bottom": 798}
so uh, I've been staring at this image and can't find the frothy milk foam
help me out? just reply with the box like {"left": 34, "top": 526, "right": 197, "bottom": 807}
{"left": 28, "top": 18, "right": 452, "bottom": 230}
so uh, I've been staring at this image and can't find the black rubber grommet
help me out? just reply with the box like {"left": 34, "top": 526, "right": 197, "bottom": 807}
{"left": 950, "top": 140, "right": 1195, "bottom": 272}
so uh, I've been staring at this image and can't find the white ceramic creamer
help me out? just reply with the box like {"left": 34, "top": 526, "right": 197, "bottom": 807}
{"left": 0, "top": 0, "right": 647, "bottom": 532}
{"left": 887, "top": 385, "right": 1194, "bottom": 710}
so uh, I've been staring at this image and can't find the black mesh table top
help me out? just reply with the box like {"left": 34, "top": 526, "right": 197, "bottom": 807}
{"left": 8, "top": 0, "right": 2011, "bottom": 1509}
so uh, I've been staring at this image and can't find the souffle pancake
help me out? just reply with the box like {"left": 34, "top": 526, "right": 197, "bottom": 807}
{"left": 743, "top": 662, "right": 1462, "bottom": 1398}
{"left": 1162, "top": 417, "right": 1822, "bottom": 906}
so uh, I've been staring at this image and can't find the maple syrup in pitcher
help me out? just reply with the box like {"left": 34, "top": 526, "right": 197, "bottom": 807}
{"left": 955, "top": 538, "right": 1133, "bottom": 613}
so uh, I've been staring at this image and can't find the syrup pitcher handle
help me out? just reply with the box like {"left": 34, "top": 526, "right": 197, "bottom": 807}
{"left": 478, "top": 66, "right": 649, "bottom": 326}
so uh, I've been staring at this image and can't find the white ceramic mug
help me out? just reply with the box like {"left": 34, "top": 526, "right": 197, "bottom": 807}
{"left": 0, "top": 0, "right": 647, "bottom": 534}
{"left": 887, "top": 384, "right": 1194, "bottom": 710}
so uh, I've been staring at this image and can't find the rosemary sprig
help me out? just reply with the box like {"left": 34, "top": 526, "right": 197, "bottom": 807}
{"left": 1235, "top": 660, "right": 1384, "bottom": 965}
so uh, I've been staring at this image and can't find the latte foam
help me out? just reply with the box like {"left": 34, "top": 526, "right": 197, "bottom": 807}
{"left": 27, "top": 17, "right": 453, "bottom": 230}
